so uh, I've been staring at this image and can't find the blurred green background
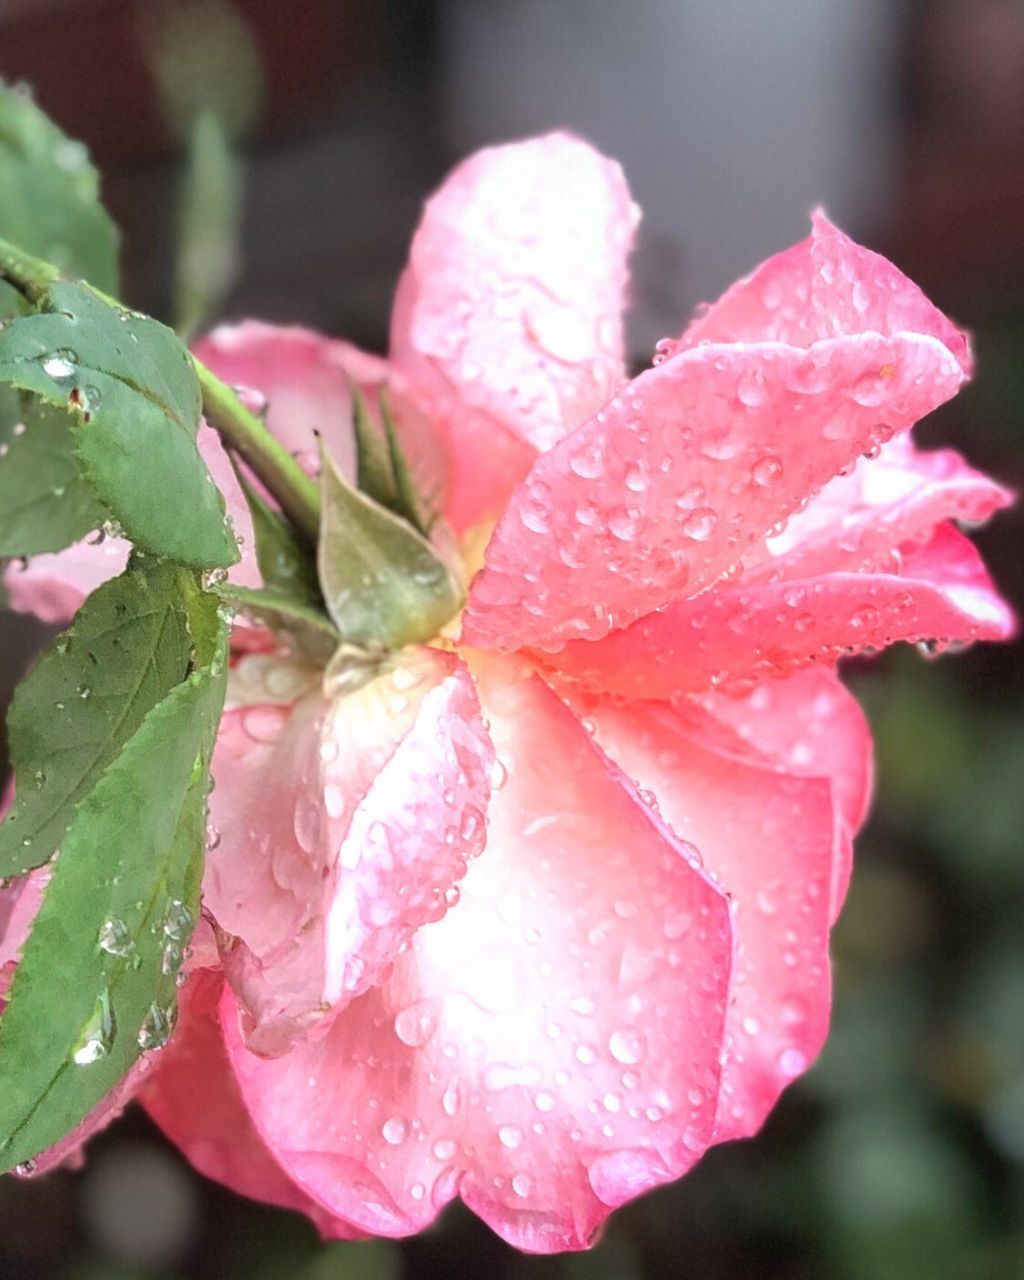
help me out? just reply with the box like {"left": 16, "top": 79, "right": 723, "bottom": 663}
{"left": 0, "top": 2, "right": 1021, "bottom": 1277}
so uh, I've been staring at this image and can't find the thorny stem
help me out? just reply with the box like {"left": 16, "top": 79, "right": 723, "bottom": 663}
{"left": 193, "top": 360, "right": 321, "bottom": 544}
{"left": 0, "top": 234, "right": 321, "bottom": 545}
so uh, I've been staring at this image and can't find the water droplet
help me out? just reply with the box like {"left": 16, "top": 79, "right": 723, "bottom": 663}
{"left": 608, "top": 509, "right": 638, "bottom": 542}
{"left": 498, "top": 1125, "right": 524, "bottom": 1149}
{"left": 568, "top": 444, "right": 604, "bottom": 480}
{"left": 652, "top": 337, "right": 679, "bottom": 366}
{"left": 511, "top": 1172, "right": 533, "bottom": 1198}
{"left": 394, "top": 1000, "right": 440, "bottom": 1047}
{"left": 163, "top": 900, "right": 193, "bottom": 943}
{"left": 681, "top": 508, "right": 717, "bottom": 542}
{"left": 382, "top": 1117, "right": 407, "bottom": 1145}
{"left": 778, "top": 1047, "right": 808, "bottom": 1078}
{"left": 41, "top": 349, "right": 78, "bottom": 379}
{"left": 72, "top": 990, "right": 116, "bottom": 1065}
{"left": 162, "top": 942, "right": 184, "bottom": 977}
{"left": 752, "top": 455, "right": 783, "bottom": 487}
{"left": 97, "top": 917, "right": 133, "bottom": 958}
{"left": 534, "top": 1091, "right": 555, "bottom": 1113}
{"left": 137, "top": 1001, "right": 175, "bottom": 1052}
{"left": 459, "top": 806, "right": 484, "bottom": 843}
{"left": 432, "top": 1137, "right": 457, "bottom": 1160}
{"left": 609, "top": 1028, "right": 646, "bottom": 1065}
{"left": 14, "top": 1159, "right": 37, "bottom": 1177}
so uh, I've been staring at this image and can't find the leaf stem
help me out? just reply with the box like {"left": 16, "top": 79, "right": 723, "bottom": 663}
{"left": 192, "top": 359, "right": 321, "bottom": 544}
{"left": 0, "top": 236, "right": 60, "bottom": 301}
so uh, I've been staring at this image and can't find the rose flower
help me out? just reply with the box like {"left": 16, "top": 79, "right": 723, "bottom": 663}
{"left": 2, "top": 133, "right": 1013, "bottom": 1252}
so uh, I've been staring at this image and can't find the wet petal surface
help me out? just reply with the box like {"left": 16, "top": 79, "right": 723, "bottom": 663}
{"left": 391, "top": 132, "right": 638, "bottom": 530}
{"left": 463, "top": 334, "right": 965, "bottom": 652}
{"left": 221, "top": 658, "right": 731, "bottom": 1252}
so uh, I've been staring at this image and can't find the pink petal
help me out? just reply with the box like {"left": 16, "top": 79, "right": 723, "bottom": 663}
{"left": 140, "top": 968, "right": 361, "bottom": 1238}
{"left": 195, "top": 321, "right": 388, "bottom": 478}
{"left": 391, "top": 132, "right": 639, "bottom": 530}
{"left": 578, "top": 691, "right": 835, "bottom": 1141}
{"left": 753, "top": 434, "right": 1013, "bottom": 581}
{"left": 550, "top": 523, "right": 1014, "bottom": 699}
{"left": 207, "top": 649, "right": 494, "bottom": 1056}
{"left": 4, "top": 535, "right": 131, "bottom": 624}
{"left": 0, "top": 869, "right": 47, "bottom": 973}
{"left": 679, "top": 211, "right": 971, "bottom": 373}
{"left": 697, "top": 669, "right": 874, "bottom": 920}
{"left": 462, "top": 333, "right": 965, "bottom": 653}
{"left": 220, "top": 657, "right": 731, "bottom": 1252}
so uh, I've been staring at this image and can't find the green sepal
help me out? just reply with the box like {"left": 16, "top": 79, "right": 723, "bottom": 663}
{"left": 0, "top": 281, "right": 237, "bottom": 568}
{"left": 318, "top": 444, "right": 463, "bottom": 649}
{"left": 351, "top": 388, "right": 433, "bottom": 536}
{"left": 216, "top": 583, "right": 339, "bottom": 665}
{"left": 0, "top": 585, "right": 228, "bottom": 1174}
{"left": 0, "top": 561, "right": 199, "bottom": 879}
{"left": 353, "top": 387, "right": 399, "bottom": 513}
{"left": 233, "top": 463, "right": 320, "bottom": 603}
{"left": 0, "top": 398, "right": 107, "bottom": 556}
{"left": 0, "top": 82, "right": 120, "bottom": 298}
{"left": 381, "top": 393, "right": 432, "bottom": 536}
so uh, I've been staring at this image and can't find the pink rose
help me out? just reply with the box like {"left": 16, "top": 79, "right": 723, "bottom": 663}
{"left": 2, "top": 133, "right": 1013, "bottom": 1252}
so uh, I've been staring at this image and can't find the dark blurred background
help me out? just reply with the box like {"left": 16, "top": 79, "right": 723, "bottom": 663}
{"left": 0, "top": 2, "right": 1022, "bottom": 1278}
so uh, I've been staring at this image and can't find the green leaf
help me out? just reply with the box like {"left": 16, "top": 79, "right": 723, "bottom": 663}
{"left": 235, "top": 464, "right": 320, "bottom": 603}
{"left": 0, "top": 281, "right": 237, "bottom": 567}
{"left": 0, "top": 82, "right": 119, "bottom": 296}
{"left": 216, "top": 583, "right": 339, "bottom": 664}
{"left": 0, "top": 586, "right": 228, "bottom": 1173}
{"left": 0, "top": 399, "right": 107, "bottom": 556}
{"left": 318, "top": 445, "right": 463, "bottom": 649}
{"left": 174, "top": 110, "right": 243, "bottom": 342}
{"left": 0, "top": 561, "right": 196, "bottom": 879}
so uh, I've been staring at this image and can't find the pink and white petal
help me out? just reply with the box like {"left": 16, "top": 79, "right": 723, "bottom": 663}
{"left": 0, "top": 868, "right": 47, "bottom": 972}
{"left": 391, "top": 132, "right": 638, "bottom": 530}
{"left": 697, "top": 669, "right": 872, "bottom": 837}
{"left": 679, "top": 211, "right": 971, "bottom": 371}
{"left": 463, "top": 333, "right": 966, "bottom": 653}
{"left": 751, "top": 435, "right": 1013, "bottom": 582}
{"left": 698, "top": 668, "right": 873, "bottom": 919}
{"left": 548, "top": 523, "right": 1015, "bottom": 700}
{"left": 208, "top": 649, "right": 493, "bottom": 1056}
{"left": 197, "top": 423, "right": 260, "bottom": 591}
{"left": 140, "top": 969, "right": 361, "bottom": 1239}
{"left": 577, "top": 693, "right": 834, "bottom": 1141}
{"left": 195, "top": 321, "right": 388, "bottom": 477}
{"left": 221, "top": 658, "right": 731, "bottom": 1252}
{"left": 4, "top": 535, "right": 130, "bottom": 623}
